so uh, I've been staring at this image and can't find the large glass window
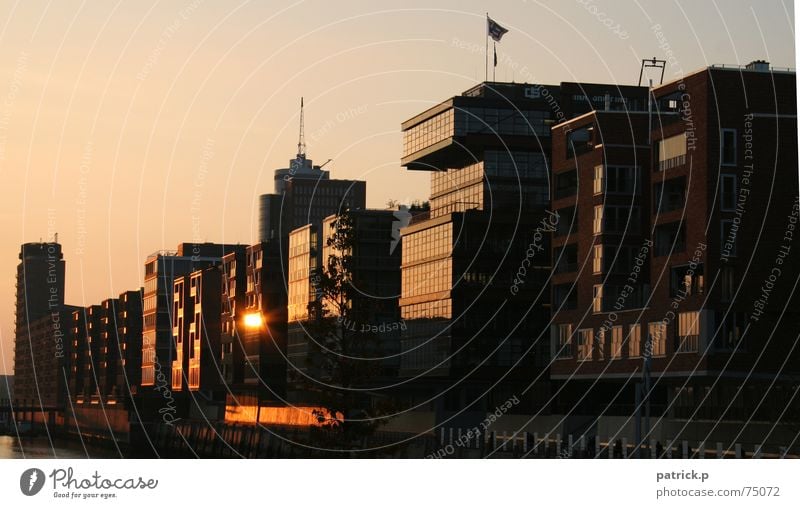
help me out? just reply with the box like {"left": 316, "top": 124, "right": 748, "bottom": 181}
{"left": 603, "top": 206, "right": 641, "bottom": 234}
{"left": 567, "top": 126, "right": 594, "bottom": 158}
{"left": 555, "top": 170, "right": 577, "bottom": 199}
{"left": 461, "top": 107, "right": 550, "bottom": 137}
{"left": 713, "top": 311, "right": 745, "bottom": 350}
{"left": 402, "top": 109, "right": 455, "bottom": 158}
{"left": 653, "top": 176, "right": 686, "bottom": 214}
{"left": 402, "top": 224, "right": 453, "bottom": 265}
{"left": 401, "top": 259, "right": 453, "bottom": 299}
{"left": 553, "top": 284, "right": 577, "bottom": 310}
{"left": 555, "top": 243, "right": 578, "bottom": 274}
{"left": 605, "top": 166, "right": 638, "bottom": 194}
{"left": 554, "top": 206, "right": 578, "bottom": 237}
{"left": 654, "top": 222, "right": 686, "bottom": 256}
{"left": 670, "top": 264, "right": 704, "bottom": 297}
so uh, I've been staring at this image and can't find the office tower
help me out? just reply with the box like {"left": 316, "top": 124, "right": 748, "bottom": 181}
{"left": 398, "top": 81, "right": 647, "bottom": 422}
{"left": 258, "top": 100, "right": 366, "bottom": 243}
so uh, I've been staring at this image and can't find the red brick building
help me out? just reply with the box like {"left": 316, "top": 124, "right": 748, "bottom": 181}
{"left": 550, "top": 62, "right": 799, "bottom": 434}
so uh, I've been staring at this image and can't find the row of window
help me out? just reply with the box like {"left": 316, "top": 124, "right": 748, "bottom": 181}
{"left": 556, "top": 314, "right": 700, "bottom": 360}
{"left": 402, "top": 223, "right": 453, "bottom": 265}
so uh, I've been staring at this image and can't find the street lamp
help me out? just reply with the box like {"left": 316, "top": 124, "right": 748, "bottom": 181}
{"left": 244, "top": 312, "right": 263, "bottom": 328}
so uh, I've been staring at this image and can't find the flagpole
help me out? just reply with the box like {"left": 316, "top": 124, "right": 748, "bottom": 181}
{"left": 485, "top": 12, "right": 488, "bottom": 82}
{"left": 493, "top": 42, "right": 496, "bottom": 82}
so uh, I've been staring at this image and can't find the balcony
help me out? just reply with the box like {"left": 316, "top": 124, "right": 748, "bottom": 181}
{"left": 675, "top": 334, "right": 699, "bottom": 353}
{"left": 658, "top": 153, "right": 686, "bottom": 171}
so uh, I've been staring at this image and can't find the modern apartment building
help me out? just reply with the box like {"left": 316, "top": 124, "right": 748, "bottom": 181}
{"left": 172, "top": 267, "right": 224, "bottom": 393}
{"left": 549, "top": 62, "right": 799, "bottom": 430}
{"left": 140, "top": 243, "right": 242, "bottom": 390}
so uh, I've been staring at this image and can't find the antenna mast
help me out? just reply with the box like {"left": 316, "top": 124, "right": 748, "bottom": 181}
{"left": 297, "top": 97, "right": 306, "bottom": 159}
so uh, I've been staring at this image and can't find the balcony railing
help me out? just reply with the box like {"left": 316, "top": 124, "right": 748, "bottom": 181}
{"left": 658, "top": 154, "right": 686, "bottom": 171}
{"left": 675, "top": 334, "right": 699, "bottom": 353}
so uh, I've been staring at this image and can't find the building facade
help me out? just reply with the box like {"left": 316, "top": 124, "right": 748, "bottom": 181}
{"left": 549, "top": 62, "right": 800, "bottom": 436}
{"left": 397, "top": 81, "right": 649, "bottom": 422}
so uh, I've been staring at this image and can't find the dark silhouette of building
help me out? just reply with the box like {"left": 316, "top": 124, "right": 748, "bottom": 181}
{"left": 241, "top": 242, "right": 288, "bottom": 398}
{"left": 220, "top": 249, "right": 248, "bottom": 387}
{"left": 13, "top": 242, "right": 75, "bottom": 421}
{"left": 258, "top": 100, "right": 366, "bottom": 244}
{"left": 397, "top": 81, "right": 648, "bottom": 424}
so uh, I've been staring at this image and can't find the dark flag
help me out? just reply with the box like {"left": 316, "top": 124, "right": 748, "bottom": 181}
{"left": 487, "top": 16, "right": 508, "bottom": 42}
{"left": 493, "top": 44, "right": 497, "bottom": 67}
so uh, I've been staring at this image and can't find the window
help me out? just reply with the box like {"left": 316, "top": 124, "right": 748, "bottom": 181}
{"left": 555, "top": 171, "right": 577, "bottom": 199}
{"left": 721, "top": 220, "right": 737, "bottom": 257}
{"left": 592, "top": 285, "right": 603, "bottom": 313}
{"left": 577, "top": 329, "right": 592, "bottom": 360}
{"left": 670, "top": 264, "right": 704, "bottom": 297}
{"left": 657, "top": 133, "right": 687, "bottom": 170}
{"left": 676, "top": 311, "right": 700, "bottom": 353}
{"left": 713, "top": 311, "right": 745, "bottom": 350}
{"left": 604, "top": 245, "right": 641, "bottom": 274}
{"left": 604, "top": 206, "right": 641, "bottom": 234}
{"left": 647, "top": 322, "right": 666, "bottom": 357}
{"left": 567, "top": 126, "right": 593, "bottom": 158}
{"left": 593, "top": 205, "right": 603, "bottom": 235}
{"left": 593, "top": 165, "right": 603, "bottom": 195}
{"left": 595, "top": 329, "right": 605, "bottom": 360}
{"left": 553, "top": 284, "right": 577, "bottom": 310}
{"left": 654, "top": 222, "right": 686, "bottom": 256}
{"left": 628, "top": 324, "right": 641, "bottom": 357}
{"left": 653, "top": 177, "right": 686, "bottom": 214}
{"left": 555, "top": 243, "right": 578, "bottom": 274}
{"left": 720, "top": 129, "right": 737, "bottom": 166}
{"left": 611, "top": 326, "right": 623, "bottom": 358}
{"left": 720, "top": 265, "right": 735, "bottom": 302}
{"left": 557, "top": 324, "right": 573, "bottom": 358}
{"left": 555, "top": 206, "right": 577, "bottom": 237}
{"left": 606, "top": 166, "right": 638, "bottom": 194}
{"left": 593, "top": 245, "right": 603, "bottom": 274}
{"left": 720, "top": 174, "right": 737, "bottom": 211}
